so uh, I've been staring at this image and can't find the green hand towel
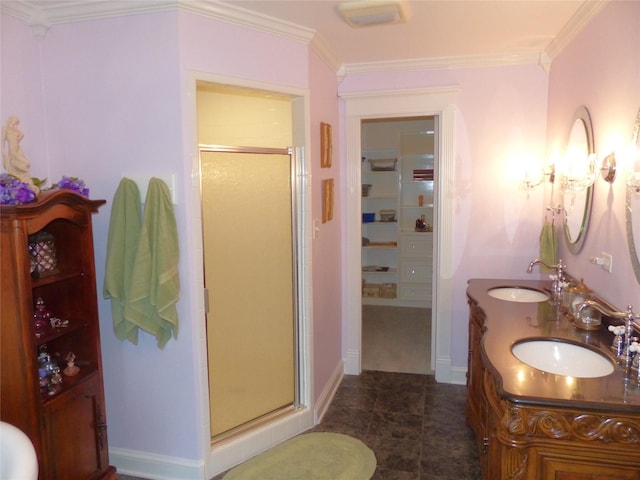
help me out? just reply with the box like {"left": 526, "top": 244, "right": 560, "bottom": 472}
{"left": 104, "top": 178, "right": 142, "bottom": 344}
{"left": 125, "top": 177, "right": 180, "bottom": 349}
{"left": 539, "top": 220, "right": 557, "bottom": 274}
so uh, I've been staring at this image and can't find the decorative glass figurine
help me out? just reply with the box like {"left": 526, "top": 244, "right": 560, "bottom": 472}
{"left": 63, "top": 352, "right": 80, "bottom": 377}
{"left": 33, "top": 297, "right": 51, "bottom": 336}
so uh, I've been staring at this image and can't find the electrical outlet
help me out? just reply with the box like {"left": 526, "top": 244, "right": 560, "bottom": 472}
{"left": 601, "top": 252, "right": 613, "bottom": 272}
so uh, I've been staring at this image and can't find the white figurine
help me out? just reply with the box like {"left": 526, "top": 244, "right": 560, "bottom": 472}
{"left": 2, "top": 116, "right": 38, "bottom": 192}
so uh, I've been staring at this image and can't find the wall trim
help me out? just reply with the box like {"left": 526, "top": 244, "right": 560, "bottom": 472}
{"left": 314, "top": 360, "right": 344, "bottom": 424}
{"left": 0, "top": 0, "right": 598, "bottom": 74}
{"left": 341, "top": 87, "right": 458, "bottom": 383}
{"left": 543, "top": 0, "right": 609, "bottom": 63}
{"left": 110, "top": 447, "right": 205, "bottom": 480}
{"left": 339, "top": 52, "right": 543, "bottom": 76}
{"left": 450, "top": 366, "right": 468, "bottom": 386}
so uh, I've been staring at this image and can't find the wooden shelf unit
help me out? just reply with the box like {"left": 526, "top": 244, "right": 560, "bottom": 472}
{"left": 1, "top": 189, "right": 116, "bottom": 480}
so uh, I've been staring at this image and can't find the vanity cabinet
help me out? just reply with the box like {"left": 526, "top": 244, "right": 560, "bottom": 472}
{"left": 0, "top": 190, "right": 116, "bottom": 480}
{"left": 466, "top": 281, "right": 640, "bottom": 480}
{"left": 466, "top": 298, "right": 488, "bottom": 472}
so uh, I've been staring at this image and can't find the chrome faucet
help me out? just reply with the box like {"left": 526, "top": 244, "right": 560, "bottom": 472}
{"left": 576, "top": 301, "right": 638, "bottom": 368}
{"left": 527, "top": 258, "right": 565, "bottom": 300}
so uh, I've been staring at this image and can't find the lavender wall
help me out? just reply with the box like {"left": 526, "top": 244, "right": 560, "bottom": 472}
{"left": 339, "top": 64, "right": 550, "bottom": 366}
{"left": 0, "top": 15, "right": 48, "bottom": 178}
{"left": 1, "top": 7, "right": 343, "bottom": 467}
{"left": 546, "top": 0, "right": 640, "bottom": 311}
{"left": 308, "top": 49, "right": 343, "bottom": 398}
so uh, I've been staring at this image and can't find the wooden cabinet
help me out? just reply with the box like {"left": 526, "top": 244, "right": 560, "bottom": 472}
{"left": 0, "top": 190, "right": 116, "bottom": 480}
{"left": 466, "top": 298, "right": 488, "bottom": 473}
{"left": 466, "top": 293, "right": 640, "bottom": 480}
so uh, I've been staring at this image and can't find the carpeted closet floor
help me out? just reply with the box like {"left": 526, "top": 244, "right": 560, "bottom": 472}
{"left": 362, "top": 305, "right": 432, "bottom": 374}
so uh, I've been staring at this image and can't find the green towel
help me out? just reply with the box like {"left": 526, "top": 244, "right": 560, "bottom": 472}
{"left": 539, "top": 220, "right": 557, "bottom": 274}
{"left": 124, "top": 177, "right": 180, "bottom": 349}
{"left": 104, "top": 178, "right": 142, "bottom": 344}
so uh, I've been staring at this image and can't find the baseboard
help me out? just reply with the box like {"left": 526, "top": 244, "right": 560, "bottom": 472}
{"left": 434, "top": 356, "right": 467, "bottom": 385}
{"left": 314, "top": 360, "right": 344, "bottom": 424}
{"left": 450, "top": 366, "right": 467, "bottom": 385}
{"left": 344, "top": 349, "right": 360, "bottom": 375}
{"left": 110, "top": 447, "right": 205, "bottom": 480}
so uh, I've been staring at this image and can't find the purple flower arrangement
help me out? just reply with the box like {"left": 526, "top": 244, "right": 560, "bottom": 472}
{"left": 53, "top": 176, "right": 89, "bottom": 197}
{"left": 0, "top": 173, "right": 90, "bottom": 205}
{"left": 0, "top": 173, "right": 37, "bottom": 205}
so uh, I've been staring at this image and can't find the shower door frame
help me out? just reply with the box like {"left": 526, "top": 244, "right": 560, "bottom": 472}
{"left": 188, "top": 73, "right": 313, "bottom": 479}
{"left": 198, "top": 144, "right": 302, "bottom": 441}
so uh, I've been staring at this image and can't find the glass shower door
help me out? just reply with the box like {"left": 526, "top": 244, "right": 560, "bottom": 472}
{"left": 200, "top": 148, "right": 296, "bottom": 439}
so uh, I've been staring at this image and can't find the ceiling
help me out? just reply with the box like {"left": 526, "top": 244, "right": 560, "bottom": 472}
{"left": 232, "top": 0, "right": 589, "bottom": 66}
{"left": 2, "top": 0, "right": 604, "bottom": 71}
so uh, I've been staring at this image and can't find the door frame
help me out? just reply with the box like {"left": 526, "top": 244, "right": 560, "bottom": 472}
{"left": 187, "top": 72, "right": 313, "bottom": 479}
{"left": 341, "top": 87, "right": 458, "bottom": 383}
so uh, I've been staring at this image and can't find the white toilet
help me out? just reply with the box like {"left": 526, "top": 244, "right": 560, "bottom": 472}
{"left": 0, "top": 421, "right": 38, "bottom": 480}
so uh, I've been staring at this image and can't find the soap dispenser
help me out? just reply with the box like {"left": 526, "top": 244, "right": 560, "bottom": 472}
{"left": 566, "top": 279, "right": 601, "bottom": 330}
{"left": 562, "top": 279, "right": 588, "bottom": 316}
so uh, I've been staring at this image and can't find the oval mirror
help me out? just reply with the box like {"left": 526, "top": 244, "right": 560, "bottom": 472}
{"left": 625, "top": 108, "right": 640, "bottom": 283}
{"left": 562, "top": 106, "right": 595, "bottom": 254}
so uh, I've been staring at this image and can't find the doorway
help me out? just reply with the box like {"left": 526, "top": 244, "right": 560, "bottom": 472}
{"left": 342, "top": 87, "right": 457, "bottom": 383}
{"left": 361, "top": 116, "right": 436, "bottom": 374}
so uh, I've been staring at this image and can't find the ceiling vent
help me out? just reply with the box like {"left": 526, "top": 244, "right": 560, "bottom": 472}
{"left": 338, "top": 0, "right": 411, "bottom": 27}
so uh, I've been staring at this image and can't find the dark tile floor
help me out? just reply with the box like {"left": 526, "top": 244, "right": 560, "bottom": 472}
{"left": 121, "top": 371, "right": 482, "bottom": 480}
{"left": 310, "top": 370, "right": 481, "bottom": 480}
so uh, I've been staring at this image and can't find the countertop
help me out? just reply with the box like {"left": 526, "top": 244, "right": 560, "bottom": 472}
{"left": 467, "top": 278, "right": 640, "bottom": 412}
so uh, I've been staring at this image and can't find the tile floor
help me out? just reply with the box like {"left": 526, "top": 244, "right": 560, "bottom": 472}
{"left": 119, "top": 370, "right": 481, "bottom": 480}
{"left": 309, "top": 371, "right": 481, "bottom": 480}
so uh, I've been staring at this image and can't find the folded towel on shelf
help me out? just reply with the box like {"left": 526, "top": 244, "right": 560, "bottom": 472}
{"left": 104, "top": 178, "right": 142, "bottom": 344}
{"left": 539, "top": 220, "right": 557, "bottom": 274}
{"left": 125, "top": 177, "right": 180, "bottom": 349}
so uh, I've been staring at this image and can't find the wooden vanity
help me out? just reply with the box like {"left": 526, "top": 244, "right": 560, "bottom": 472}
{"left": 466, "top": 279, "right": 640, "bottom": 479}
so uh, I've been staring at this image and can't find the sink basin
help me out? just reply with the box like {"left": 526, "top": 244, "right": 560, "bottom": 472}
{"left": 488, "top": 286, "right": 549, "bottom": 303}
{"left": 512, "top": 339, "right": 615, "bottom": 378}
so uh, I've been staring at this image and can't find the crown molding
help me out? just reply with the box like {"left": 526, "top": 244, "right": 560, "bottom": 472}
{"left": 341, "top": 51, "right": 545, "bottom": 76}
{"left": 544, "top": 0, "right": 609, "bottom": 61}
{"left": 176, "top": 0, "right": 315, "bottom": 45}
{"left": 1, "top": 0, "right": 603, "bottom": 76}
{"left": 0, "top": 0, "right": 176, "bottom": 24}
{"left": 0, "top": 0, "right": 316, "bottom": 43}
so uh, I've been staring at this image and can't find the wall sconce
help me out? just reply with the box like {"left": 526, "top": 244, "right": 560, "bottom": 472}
{"left": 521, "top": 168, "right": 545, "bottom": 192}
{"left": 557, "top": 152, "right": 616, "bottom": 190}
{"left": 600, "top": 152, "right": 616, "bottom": 183}
{"left": 521, "top": 164, "right": 554, "bottom": 197}
{"left": 557, "top": 153, "right": 597, "bottom": 193}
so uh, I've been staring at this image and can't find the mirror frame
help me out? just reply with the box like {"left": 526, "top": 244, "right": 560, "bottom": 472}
{"left": 625, "top": 107, "right": 640, "bottom": 283}
{"left": 563, "top": 106, "right": 595, "bottom": 254}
